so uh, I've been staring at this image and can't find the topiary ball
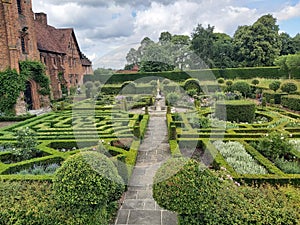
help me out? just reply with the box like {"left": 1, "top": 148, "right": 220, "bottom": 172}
{"left": 53, "top": 151, "right": 125, "bottom": 207}
{"left": 153, "top": 157, "right": 222, "bottom": 215}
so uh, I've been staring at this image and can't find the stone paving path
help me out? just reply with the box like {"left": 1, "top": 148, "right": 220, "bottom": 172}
{"left": 114, "top": 112, "right": 178, "bottom": 225}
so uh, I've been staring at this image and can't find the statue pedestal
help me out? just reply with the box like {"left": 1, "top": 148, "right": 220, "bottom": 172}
{"left": 156, "top": 100, "right": 161, "bottom": 111}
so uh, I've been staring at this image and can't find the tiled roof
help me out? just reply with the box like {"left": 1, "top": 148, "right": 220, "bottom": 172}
{"left": 34, "top": 21, "right": 65, "bottom": 54}
{"left": 34, "top": 18, "right": 92, "bottom": 66}
{"left": 81, "top": 53, "right": 92, "bottom": 66}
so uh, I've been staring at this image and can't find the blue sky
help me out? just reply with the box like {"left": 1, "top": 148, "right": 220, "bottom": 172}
{"left": 32, "top": 0, "right": 300, "bottom": 69}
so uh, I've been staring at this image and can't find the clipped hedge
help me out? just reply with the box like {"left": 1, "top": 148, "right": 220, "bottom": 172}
{"left": 262, "top": 90, "right": 287, "bottom": 104}
{"left": 281, "top": 95, "right": 300, "bottom": 111}
{"left": 84, "top": 67, "right": 286, "bottom": 84}
{"left": 53, "top": 151, "right": 125, "bottom": 207}
{"left": 0, "top": 181, "right": 110, "bottom": 225}
{"left": 153, "top": 157, "right": 300, "bottom": 224}
{"left": 0, "top": 114, "right": 36, "bottom": 122}
{"left": 215, "top": 100, "right": 256, "bottom": 123}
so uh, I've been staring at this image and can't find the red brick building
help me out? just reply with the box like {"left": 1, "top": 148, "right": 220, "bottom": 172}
{"left": 0, "top": 0, "right": 92, "bottom": 114}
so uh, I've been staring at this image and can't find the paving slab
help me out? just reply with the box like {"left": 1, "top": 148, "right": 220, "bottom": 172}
{"left": 114, "top": 113, "right": 178, "bottom": 225}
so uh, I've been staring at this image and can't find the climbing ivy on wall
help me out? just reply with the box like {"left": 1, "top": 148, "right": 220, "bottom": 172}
{"left": 0, "top": 69, "right": 26, "bottom": 115}
{"left": 0, "top": 61, "right": 50, "bottom": 115}
{"left": 19, "top": 61, "right": 50, "bottom": 96}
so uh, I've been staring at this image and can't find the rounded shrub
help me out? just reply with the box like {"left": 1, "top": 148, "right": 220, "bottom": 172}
{"left": 231, "top": 81, "right": 251, "bottom": 97}
{"left": 121, "top": 81, "right": 136, "bottom": 94}
{"left": 166, "top": 92, "right": 180, "bottom": 106}
{"left": 85, "top": 81, "right": 94, "bottom": 89}
{"left": 162, "top": 78, "right": 170, "bottom": 85}
{"left": 184, "top": 78, "right": 201, "bottom": 93}
{"left": 217, "top": 78, "right": 225, "bottom": 84}
{"left": 269, "top": 80, "right": 281, "bottom": 92}
{"left": 94, "top": 81, "right": 101, "bottom": 88}
{"left": 281, "top": 82, "right": 298, "bottom": 94}
{"left": 251, "top": 79, "right": 259, "bottom": 85}
{"left": 225, "top": 80, "right": 233, "bottom": 86}
{"left": 215, "top": 100, "right": 256, "bottom": 123}
{"left": 53, "top": 151, "right": 125, "bottom": 207}
{"left": 153, "top": 157, "right": 222, "bottom": 214}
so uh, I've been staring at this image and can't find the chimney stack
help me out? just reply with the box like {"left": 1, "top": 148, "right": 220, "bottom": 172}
{"left": 35, "top": 13, "right": 47, "bottom": 26}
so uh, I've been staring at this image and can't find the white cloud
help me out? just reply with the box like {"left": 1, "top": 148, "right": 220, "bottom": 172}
{"left": 274, "top": 2, "right": 300, "bottom": 21}
{"left": 32, "top": 0, "right": 300, "bottom": 69}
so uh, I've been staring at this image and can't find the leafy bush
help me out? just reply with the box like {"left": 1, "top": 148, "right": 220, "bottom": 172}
{"left": 186, "top": 88, "right": 198, "bottom": 97}
{"left": 255, "top": 132, "right": 293, "bottom": 161}
{"left": 53, "top": 151, "right": 125, "bottom": 207}
{"left": 166, "top": 92, "right": 180, "bottom": 106}
{"left": 215, "top": 100, "right": 256, "bottom": 123}
{"left": 269, "top": 80, "right": 281, "bottom": 92}
{"left": 0, "top": 181, "right": 109, "bottom": 225}
{"left": 12, "top": 127, "right": 40, "bottom": 161}
{"left": 231, "top": 81, "right": 251, "bottom": 97}
{"left": 184, "top": 78, "right": 201, "bottom": 93}
{"left": 281, "top": 82, "right": 298, "bottom": 93}
{"left": 153, "top": 157, "right": 223, "bottom": 214}
{"left": 153, "top": 158, "right": 300, "bottom": 225}
{"left": 281, "top": 95, "right": 300, "bottom": 111}
{"left": 85, "top": 81, "right": 94, "bottom": 89}
{"left": 189, "top": 116, "right": 210, "bottom": 129}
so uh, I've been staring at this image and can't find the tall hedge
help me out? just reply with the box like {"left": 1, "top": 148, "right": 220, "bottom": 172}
{"left": 215, "top": 100, "right": 256, "bottom": 123}
{"left": 84, "top": 67, "right": 286, "bottom": 84}
{"left": 281, "top": 95, "right": 300, "bottom": 111}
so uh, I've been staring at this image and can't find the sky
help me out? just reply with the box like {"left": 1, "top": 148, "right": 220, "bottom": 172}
{"left": 32, "top": 0, "right": 300, "bottom": 69}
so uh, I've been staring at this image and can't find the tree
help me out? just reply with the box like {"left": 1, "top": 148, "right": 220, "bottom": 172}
{"left": 171, "top": 34, "right": 190, "bottom": 45}
{"left": 269, "top": 80, "right": 281, "bottom": 92}
{"left": 293, "top": 33, "right": 300, "bottom": 52}
{"left": 233, "top": 14, "right": 281, "bottom": 67}
{"left": 275, "top": 54, "right": 300, "bottom": 79}
{"left": 125, "top": 48, "right": 139, "bottom": 65}
{"left": 279, "top": 32, "right": 296, "bottom": 55}
{"left": 232, "top": 25, "right": 252, "bottom": 67}
{"left": 159, "top": 31, "right": 172, "bottom": 45}
{"left": 212, "top": 33, "right": 235, "bottom": 68}
{"left": 139, "top": 61, "right": 175, "bottom": 72}
{"left": 191, "top": 24, "right": 215, "bottom": 67}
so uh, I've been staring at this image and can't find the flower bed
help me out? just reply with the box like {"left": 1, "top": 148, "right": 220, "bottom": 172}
{"left": 213, "top": 141, "right": 267, "bottom": 174}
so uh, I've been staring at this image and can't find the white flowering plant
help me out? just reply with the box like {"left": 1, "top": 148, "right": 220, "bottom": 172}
{"left": 256, "top": 132, "right": 293, "bottom": 161}
{"left": 213, "top": 141, "right": 267, "bottom": 174}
